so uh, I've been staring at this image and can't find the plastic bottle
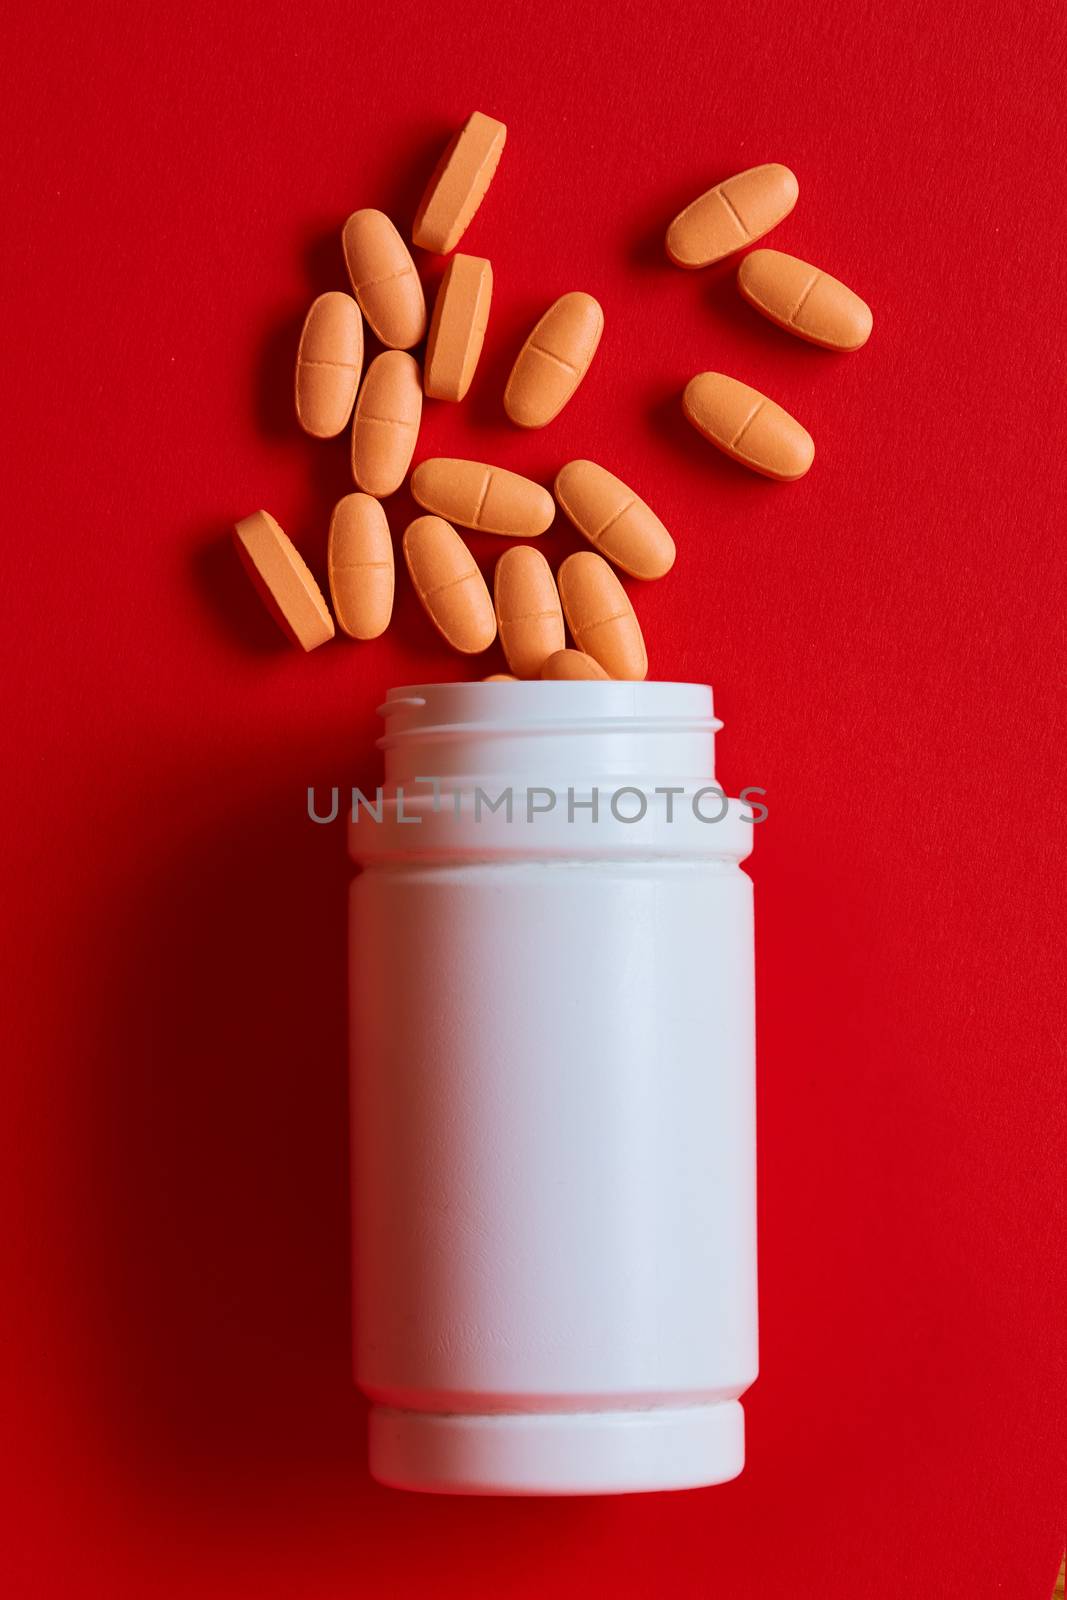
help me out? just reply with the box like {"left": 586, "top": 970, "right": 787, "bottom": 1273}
{"left": 349, "top": 680, "right": 757, "bottom": 1495}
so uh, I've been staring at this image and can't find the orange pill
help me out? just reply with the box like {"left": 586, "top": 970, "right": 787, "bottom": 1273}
{"left": 424, "top": 254, "right": 493, "bottom": 401}
{"left": 294, "top": 292, "right": 363, "bottom": 438}
{"left": 494, "top": 546, "right": 565, "bottom": 679}
{"left": 412, "top": 111, "right": 506, "bottom": 254}
{"left": 351, "top": 351, "right": 422, "bottom": 497}
{"left": 737, "top": 249, "right": 873, "bottom": 351}
{"left": 483, "top": 674, "right": 517, "bottom": 682}
{"left": 554, "top": 460, "right": 675, "bottom": 580}
{"left": 402, "top": 515, "right": 497, "bottom": 654}
{"left": 556, "top": 552, "right": 647, "bottom": 681}
{"left": 504, "top": 292, "right": 604, "bottom": 429}
{"left": 540, "top": 649, "right": 609, "bottom": 681}
{"left": 342, "top": 209, "right": 426, "bottom": 350}
{"left": 666, "top": 163, "right": 798, "bottom": 269}
{"left": 410, "top": 458, "right": 554, "bottom": 538}
{"left": 327, "top": 493, "right": 394, "bottom": 640}
{"left": 233, "top": 510, "right": 335, "bottom": 651}
{"left": 683, "top": 372, "right": 814, "bottom": 481}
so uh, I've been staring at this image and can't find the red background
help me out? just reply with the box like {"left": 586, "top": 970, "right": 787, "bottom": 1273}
{"left": 2, "top": 1, "right": 1064, "bottom": 1594}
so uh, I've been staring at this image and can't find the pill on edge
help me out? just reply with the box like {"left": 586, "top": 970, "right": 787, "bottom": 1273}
{"left": 493, "top": 546, "right": 566, "bottom": 679}
{"left": 554, "top": 460, "right": 675, "bottom": 580}
{"left": 294, "top": 292, "right": 363, "bottom": 438}
{"left": 410, "top": 458, "right": 555, "bottom": 538}
{"left": 402, "top": 515, "right": 497, "bottom": 654}
{"left": 737, "top": 248, "right": 873, "bottom": 351}
{"left": 504, "top": 292, "right": 604, "bottom": 429}
{"left": 342, "top": 209, "right": 426, "bottom": 351}
{"left": 483, "top": 673, "right": 517, "bottom": 681}
{"left": 327, "top": 493, "right": 395, "bottom": 641}
{"left": 424, "top": 254, "right": 493, "bottom": 401}
{"left": 233, "top": 510, "right": 335, "bottom": 651}
{"left": 556, "top": 551, "right": 647, "bottom": 681}
{"left": 351, "top": 350, "right": 423, "bottom": 497}
{"left": 540, "top": 649, "right": 609, "bottom": 681}
{"left": 666, "top": 163, "right": 799, "bottom": 270}
{"left": 412, "top": 111, "right": 507, "bottom": 254}
{"left": 682, "top": 372, "right": 814, "bottom": 481}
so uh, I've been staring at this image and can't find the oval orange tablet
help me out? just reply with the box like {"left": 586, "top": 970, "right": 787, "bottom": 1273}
{"left": 342, "top": 209, "right": 426, "bottom": 350}
{"left": 554, "top": 460, "right": 675, "bottom": 580}
{"left": 666, "top": 163, "right": 798, "bottom": 269}
{"left": 504, "top": 292, "right": 604, "bottom": 429}
{"left": 351, "top": 351, "right": 423, "bottom": 497}
{"left": 294, "top": 291, "right": 363, "bottom": 438}
{"left": 424, "top": 254, "right": 493, "bottom": 401}
{"left": 540, "top": 649, "right": 609, "bottom": 681}
{"left": 402, "top": 515, "right": 496, "bottom": 654}
{"left": 233, "top": 510, "right": 335, "bottom": 651}
{"left": 737, "top": 249, "right": 873, "bottom": 351}
{"left": 556, "top": 552, "right": 647, "bottom": 681}
{"left": 410, "top": 458, "right": 554, "bottom": 538}
{"left": 483, "top": 674, "right": 517, "bottom": 682}
{"left": 683, "top": 372, "right": 814, "bottom": 481}
{"left": 493, "top": 547, "right": 565, "bottom": 679}
{"left": 412, "top": 111, "right": 506, "bottom": 254}
{"left": 327, "top": 493, "right": 394, "bottom": 641}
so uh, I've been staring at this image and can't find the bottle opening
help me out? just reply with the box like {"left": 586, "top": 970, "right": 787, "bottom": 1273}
{"left": 377, "top": 681, "right": 721, "bottom": 785}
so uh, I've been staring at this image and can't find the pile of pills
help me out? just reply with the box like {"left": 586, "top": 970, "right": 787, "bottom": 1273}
{"left": 233, "top": 117, "right": 872, "bottom": 681}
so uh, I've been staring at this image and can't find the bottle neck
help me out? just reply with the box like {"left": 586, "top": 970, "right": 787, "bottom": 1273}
{"left": 377, "top": 681, "right": 723, "bottom": 789}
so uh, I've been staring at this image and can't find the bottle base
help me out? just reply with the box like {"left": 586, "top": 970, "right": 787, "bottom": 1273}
{"left": 367, "top": 1399, "right": 745, "bottom": 1496}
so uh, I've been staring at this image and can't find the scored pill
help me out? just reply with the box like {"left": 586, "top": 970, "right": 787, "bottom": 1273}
{"left": 402, "top": 515, "right": 497, "bottom": 654}
{"left": 327, "top": 493, "right": 394, "bottom": 640}
{"left": 493, "top": 546, "right": 565, "bottom": 678}
{"left": 233, "top": 510, "right": 335, "bottom": 651}
{"left": 554, "top": 460, "right": 675, "bottom": 580}
{"left": 737, "top": 249, "right": 873, "bottom": 352}
{"left": 412, "top": 111, "right": 507, "bottom": 254}
{"left": 424, "top": 254, "right": 493, "bottom": 401}
{"left": 351, "top": 351, "right": 423, "bottom": 497}
{"left": 556, "top": 551, "right": 647, "bottom": 681}
{"left": 540, "top": 649, "right": 609, "bottom": 681}
{"left": 683, "top": 372, "right": 814, "bottom": 481}
{"left": 666, "top": 163, "right": 799, "bottom": 270}
{"left": 294, "top": 292, "right": 363, "bottom": 438}
{"left": 342, "top": 209, "right": 426, "bottom": 350}
{"left": 504, "top": 292, "right": 604, "bottom": 429}
{"left": 410, "top": 458, "right": 554, "bottom": 538}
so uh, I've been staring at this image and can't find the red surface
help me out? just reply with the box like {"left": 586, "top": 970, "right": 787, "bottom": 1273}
{"left": 2, "top": 1, "right": 1065, "bottom": 1594}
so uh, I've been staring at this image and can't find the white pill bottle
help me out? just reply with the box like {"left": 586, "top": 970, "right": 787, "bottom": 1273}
{"left": 349, "top": 681, "right": 757, "bottom": 1495}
